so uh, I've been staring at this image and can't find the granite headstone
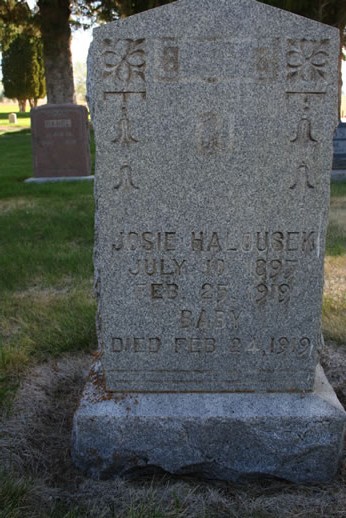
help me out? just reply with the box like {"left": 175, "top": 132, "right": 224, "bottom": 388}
{"left": 30, "top": 104, "right": 91, "bottom": 178}
{"left": 72, "top": 0, "right": 346, "bottom": 482}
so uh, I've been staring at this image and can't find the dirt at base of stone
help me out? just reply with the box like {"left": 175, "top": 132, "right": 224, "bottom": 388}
{"left": 1, "top": 345, "right": 346, "bottom": 518}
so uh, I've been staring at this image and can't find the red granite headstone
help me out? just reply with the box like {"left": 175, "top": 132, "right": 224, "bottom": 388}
{"left": 31, "top": 104, "right": 91, "bottom": 178}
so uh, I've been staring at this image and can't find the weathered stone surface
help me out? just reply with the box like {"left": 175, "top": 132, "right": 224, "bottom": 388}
{"left": 31, "top": 104, "right": 91, "bottom": 178}
{"left": 72, "top": 365, "right": 345, "bottom": 483}
{"left": 89, "top": 0, "right": 339, "bottom": 393}
{"left": 72, "top": 0, "right": 346, "bottom": 483}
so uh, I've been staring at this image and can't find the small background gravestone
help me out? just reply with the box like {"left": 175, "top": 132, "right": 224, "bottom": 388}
{"left": 28, "top": 104, "right": 92, "bottom": 181}
{"left": 8, "top": 113, "right": 17, "bottom": 124}
{"left": 72, "top": 0, "right": 345, "bottom": 483}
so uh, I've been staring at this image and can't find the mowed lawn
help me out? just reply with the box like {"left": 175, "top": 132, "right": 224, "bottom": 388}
{"left": 0, "top": 113, "right": 96, "bottom": 407}
{"left": 323, "top": 181, "right": 346, "bottom": 343}
{"left": 0, "top": 103, "right": 31, "bottom": 134}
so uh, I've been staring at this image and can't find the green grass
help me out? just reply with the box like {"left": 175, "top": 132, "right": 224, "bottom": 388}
{"left": 0, "top": 103, "right": 31, "bottom": 133}
{"left": 0, "top": 195, "right": 94, "bottom": 290}
{"left": 0, "top": 127, "right": 95, "bottom": 408}
{"left": 323, "top": 182, "right": 346, "bottom": 343}
{"left": 326, "top": 220, "right": 346, "bottom": 256}
{"left": 331, "top": 181, "right": 346, "bottom": 197}
{"left": 0, "top": 471, "right": 33, "bottom": 518}
{"left": 326, "top": 183, "right": 346, "bottom": 257}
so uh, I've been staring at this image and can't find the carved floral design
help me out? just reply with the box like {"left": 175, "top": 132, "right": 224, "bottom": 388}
{"left": 102, "top": 39, "right": 146, "bottom": 85}
{"left": 287, "top": 39, "right": 329, "bottom": 81}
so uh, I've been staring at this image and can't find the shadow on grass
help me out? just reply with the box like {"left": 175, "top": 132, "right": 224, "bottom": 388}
{"left": 0, "top": 128, "right": 31, "bottom": 138}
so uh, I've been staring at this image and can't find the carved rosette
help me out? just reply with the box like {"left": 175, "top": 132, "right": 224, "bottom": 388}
{"left": 102, "top": 38, "right": 146, "bottom": 91}
{"left": 286, "top": 39, "right": 329, "bottom": 82}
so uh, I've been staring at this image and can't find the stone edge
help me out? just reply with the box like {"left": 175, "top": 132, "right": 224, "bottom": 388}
{"left": 72, "top": 364, "right": 346, "bottom": 483}
{"left": 24, "top": 176, "right": 94, "bottom": 183}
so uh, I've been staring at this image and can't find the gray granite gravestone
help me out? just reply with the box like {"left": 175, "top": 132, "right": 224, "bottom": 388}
{"left": 72, "top": 0, "right": 346, "bottom": 482}
{"left": 28, "top": 104, "right": 92, "bottom": 181}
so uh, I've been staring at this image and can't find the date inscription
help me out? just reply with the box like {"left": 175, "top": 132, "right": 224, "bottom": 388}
{"left": 111, "top": 336, "right": 313, "bottom": 357}
{"left": 254, "top": 258, "right": 297, "bottom": 305}
{"left": 111, "top": 229, "right": 319, "bottom": 315}
{"left": 255, "top": 283, "right": 290, "bottom": 304}
{"left": 230, "top": 336, "right": 312, "bottom": 356}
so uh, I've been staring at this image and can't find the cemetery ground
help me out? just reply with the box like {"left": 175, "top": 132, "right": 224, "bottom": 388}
{"left": 0, "top": 104, "right": 31, "bottom": 134}
{"left": 0, "top": 122, "right": 345, "bottom": 517}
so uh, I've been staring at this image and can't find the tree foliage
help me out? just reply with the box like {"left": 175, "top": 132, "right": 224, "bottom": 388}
{"left": 2, "top": 32, "right": 46, "bottom": 110}
{"left": 99, "top": 0, "right": 346, "bottom": 31}
{"left": 0, "top": 0, "right": 35, "bottom": 50}
{"left": 260, "top": 0, "right": 346, "bottom": 30}
{"left": 260, "top": 0, "right": 346, "bottom": 48}
{"left": 37, "top": 0, "right": 74, "bottom": 103}
{"left": 95, "top": 0, "right": 173, "bottom": 20}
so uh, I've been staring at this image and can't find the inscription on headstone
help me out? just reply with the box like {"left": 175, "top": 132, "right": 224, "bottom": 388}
{"left": 89, "top": 4, "right": 338, "bottom": 394}
{"left": 73, "top": 0, "right": 346, "bottom": 483}
{"left": 31, "top": 104, "right": 91, "bottom": 178}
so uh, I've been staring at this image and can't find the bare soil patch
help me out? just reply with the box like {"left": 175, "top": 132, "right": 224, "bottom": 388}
{"left": 1, "top": 347, "right": 346, "bottom": 518}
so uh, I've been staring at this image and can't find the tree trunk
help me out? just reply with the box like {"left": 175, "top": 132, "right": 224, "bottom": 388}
{"left": 28, "top": 98, "right": 39, "bottom": 108}
{"left": 37, "top": 0, "right": 75, "bottom": 104}
{"left": 18, "top": 99, "right": 27, "bottom": 112}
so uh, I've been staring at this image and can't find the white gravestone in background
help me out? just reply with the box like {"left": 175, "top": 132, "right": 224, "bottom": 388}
{"left": 72, "top": 0, "right": 346, "bottom": 482}
{"left": 8, "top": 113, "right": 17, "bottom": 124}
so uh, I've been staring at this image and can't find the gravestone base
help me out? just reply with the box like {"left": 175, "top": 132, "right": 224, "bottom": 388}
{"left": 72, "top": 364, "right": 345, "bottom": 483}
{"left": 24, "top": 176, "right": 94, "bottom": 184}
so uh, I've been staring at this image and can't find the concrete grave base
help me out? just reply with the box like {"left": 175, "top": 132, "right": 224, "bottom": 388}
{"left": 24, "top": 176, "right": 94, "bottom": 183}
{"left": 72, "top": 364, "right": 345, "bottom": 483}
